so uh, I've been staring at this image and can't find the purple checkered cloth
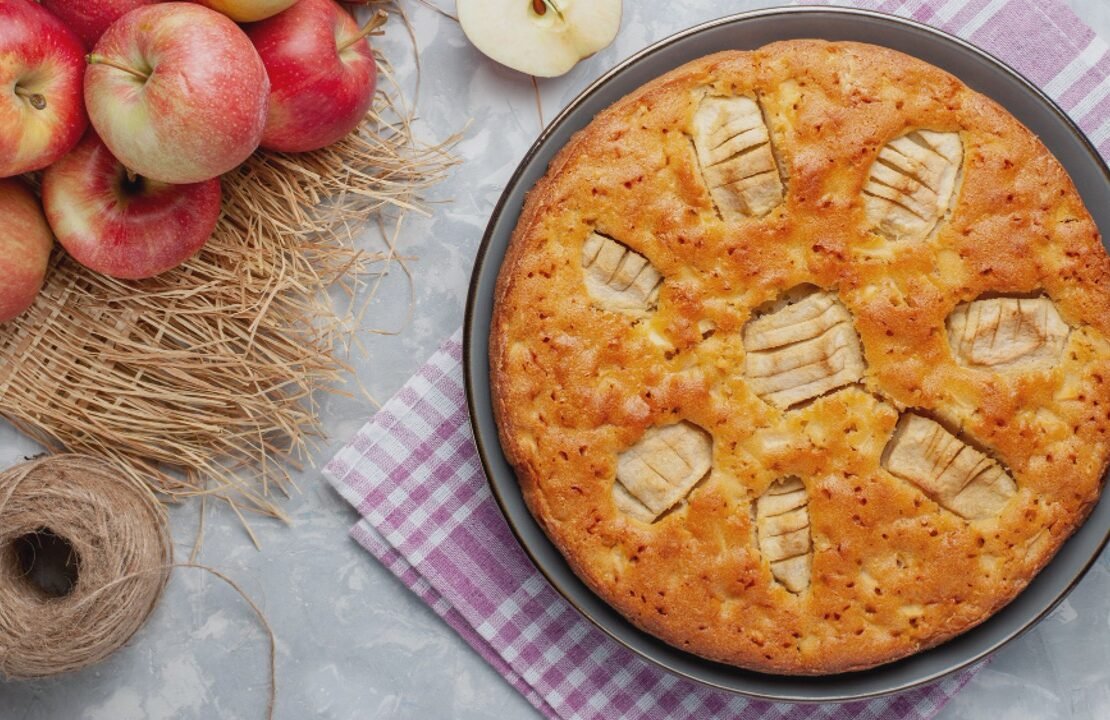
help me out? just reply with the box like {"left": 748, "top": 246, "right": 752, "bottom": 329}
{"left": 324, "top": 2, "right": 1110, "bottom": 718}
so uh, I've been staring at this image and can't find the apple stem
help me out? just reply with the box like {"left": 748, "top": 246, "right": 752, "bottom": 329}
{"left": 337, "top": 10, "right": 388, "bottom": 53}
{"left": 14, "top": 86, "right": 46, "bottom": 111}
{"left": 86, "top": 54, "right": 150, "bottom": 82}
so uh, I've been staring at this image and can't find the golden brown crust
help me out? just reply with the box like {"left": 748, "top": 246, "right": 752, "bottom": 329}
{"left": 489, "top": 40, "right": 1110, "bottom": 674}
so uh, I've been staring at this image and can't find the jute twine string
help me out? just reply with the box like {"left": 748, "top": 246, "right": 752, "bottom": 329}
{"left": 0, "top": 456, "right": 278, "bottom": 718}
{"left": 0, "top": 455, "right": 171, "bottom": 679}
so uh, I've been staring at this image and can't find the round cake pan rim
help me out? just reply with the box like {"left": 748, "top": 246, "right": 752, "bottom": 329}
{"left": 463, "top": 5, "right": 1110, "bottom": 703}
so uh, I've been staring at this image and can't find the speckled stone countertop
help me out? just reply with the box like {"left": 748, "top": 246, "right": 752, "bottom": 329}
{"left": 2, "top": 2, "right": 1109, "bottom": 718}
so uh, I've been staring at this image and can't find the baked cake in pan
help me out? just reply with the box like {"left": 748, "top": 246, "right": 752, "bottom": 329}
{"left": 489, "top": 40, "right": 1110, "bottom": 674}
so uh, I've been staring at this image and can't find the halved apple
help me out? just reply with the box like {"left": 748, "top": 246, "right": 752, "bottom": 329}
{"left": 457, "top": 0, "right": 622, "bottom": 78}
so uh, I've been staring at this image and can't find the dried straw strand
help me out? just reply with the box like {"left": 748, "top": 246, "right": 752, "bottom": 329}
{"left": 413, "top": 0, "right": 458, "bottom": 22}
{"left": 531, "top": 75, "right": 545, "bottom": 128}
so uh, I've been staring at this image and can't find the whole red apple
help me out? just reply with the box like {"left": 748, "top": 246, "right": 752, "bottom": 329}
{"left": 0, "top": 0, "right": 88, "bottom": 178}
{"left": 42, "top": 132, "right": 221, "bottom": 280}
{"left": 40, "top": 0, "right": 158, "bottom": 51}
{"left": 246, "top": 0, "right": 379, "bottom": 153}
{"left": 84, "top": 2, "right": 269, "bottom": 184}
{"left": 0, "top": 178, "right": 54, "bottom": 322}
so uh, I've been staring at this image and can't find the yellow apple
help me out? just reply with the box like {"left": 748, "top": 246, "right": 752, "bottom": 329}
{"left": 193, "top": 0, "right": 298, "bottom": 22}
{"left": 458, "top": 0, "right": 622, "bottom": 78}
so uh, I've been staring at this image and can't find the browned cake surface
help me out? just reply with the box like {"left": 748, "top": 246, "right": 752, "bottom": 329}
{"left": 489, "top": 40, "right": 1110, "bottom": 674}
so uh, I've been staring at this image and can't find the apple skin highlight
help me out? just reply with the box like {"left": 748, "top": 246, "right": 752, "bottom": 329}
{"left": 247, "top": 0, "right": 378, "bottom": 153}
{"left": 195, "top": 0, "right": 298, "bottom": 23}
{"left": 40, "top": 0, "right": 157, "bottom": 50}
{"left": 0, "top": 0, "right": 89, "bottom": 178}
{"left": 0, "top": 179, "right": 54, "bottom": 323}
{"left": 85, "top": 2, "right": 270, "bottom": 184}
{"left": 42, "top": 132, "right": 222, "bottom": 280}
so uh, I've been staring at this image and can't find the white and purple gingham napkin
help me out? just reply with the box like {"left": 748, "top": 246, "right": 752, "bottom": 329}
{"left": 325, "top": 2, "right": 1110, "bottom": 718}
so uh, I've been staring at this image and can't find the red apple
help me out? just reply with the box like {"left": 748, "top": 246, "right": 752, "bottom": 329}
{"left": 84, "top": 2, "right": 269, "bottom": 184}
{"left": 246, "top": 0, "right": 380, "bottom": 153}
{"left": 0, "top": 179, "right": 54, "bottom": 322}
{"left": 42, "top": 132, "right": 221, "bottom": 279}
{"left": 0, "top": 0, "right": 88, "bottom": 178}
{"left": 40, "top": 0, "right": 158, "bottom": 51}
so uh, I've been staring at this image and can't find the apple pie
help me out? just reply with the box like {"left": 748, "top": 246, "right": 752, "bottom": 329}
{"left": 489, "top": 40, "right": 1110, "bottom": 674}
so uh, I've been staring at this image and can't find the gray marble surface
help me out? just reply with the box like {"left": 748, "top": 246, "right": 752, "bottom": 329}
{"left": 2, "top": 1, "right": 1110, "bottom": 718}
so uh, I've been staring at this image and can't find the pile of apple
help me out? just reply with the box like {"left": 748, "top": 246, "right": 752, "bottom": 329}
{"left": 0, "top": 0, "right": 383, "bottom": 323}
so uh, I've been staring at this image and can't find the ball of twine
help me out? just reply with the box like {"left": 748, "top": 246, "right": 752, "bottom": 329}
{"left": 0, "top": 454, "right": 172, "bottom": 680}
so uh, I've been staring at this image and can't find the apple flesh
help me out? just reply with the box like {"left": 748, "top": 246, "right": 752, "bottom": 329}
{"left": 42, "top": 132, "right": 221, "bottom": 280}
{"left": 39, "top": 0, "right": 157, "bottom": 50}
{"left": 0, "top": 0, "right": 88, "bottom": 177}
{"left": 246, "top": 0, "right": 379, "bottom": 153}
{"left": 457, "top": 0, "right": 622, "bottom": 78}
{"left": 85, "top": 2, "right": 270, "bottom": 184}
{"left": 0, "top": 179, "right": 54, "bottom": 323}
{"left": 194, "top": 0, "right": 298, "bottom": 22}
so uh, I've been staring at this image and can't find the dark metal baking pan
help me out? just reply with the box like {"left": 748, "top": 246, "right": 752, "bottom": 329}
{"left": 464, "top": 6, "right": 1110, "bottom": 702}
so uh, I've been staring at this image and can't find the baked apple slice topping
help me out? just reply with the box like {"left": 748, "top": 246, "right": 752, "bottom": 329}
{"left": 612, "top": 421, "right": 712, "bottom": 522}
{"left": 581, "top": 232, "right": 663, "bottom": 316}
{"left": 743, "top": 287, "right": 866, "bottom": 409}
{"left": 864, "top": 130, "right": 962, "bottom": 243}
{"left": 755, "top": 477, "right": 812, "bottom": 593}
{"left": 883, "top": 413, "right": 1016, "bottom": 520}
{"left": 691, "top": 95, "right": 784, "bottom": 220}
{"left": 947, "top": 296, "right": 1069, "bottom": 371}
